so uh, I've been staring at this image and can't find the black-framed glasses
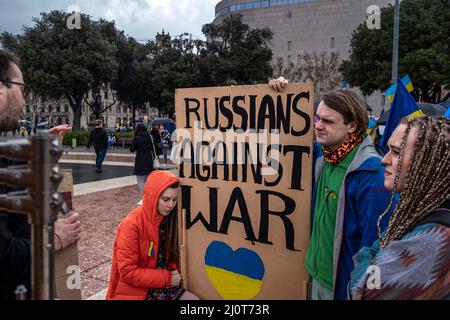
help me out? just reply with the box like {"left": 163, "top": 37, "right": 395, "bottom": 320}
{"left": 0, "top": 79, "right": 26, "bottom": 94}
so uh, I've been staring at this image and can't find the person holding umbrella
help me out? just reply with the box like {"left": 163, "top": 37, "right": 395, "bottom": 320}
{"left": 150, "top": 122, "right": 162, "bottom": 158}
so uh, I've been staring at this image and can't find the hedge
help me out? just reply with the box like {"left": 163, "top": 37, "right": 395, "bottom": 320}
{"left": 62, "top": 131, "right": 90, "bottom": 147}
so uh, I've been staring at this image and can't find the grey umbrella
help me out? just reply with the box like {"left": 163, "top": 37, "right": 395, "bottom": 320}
{"left": 150, "top": 117, "right": 175, "bottom": 126}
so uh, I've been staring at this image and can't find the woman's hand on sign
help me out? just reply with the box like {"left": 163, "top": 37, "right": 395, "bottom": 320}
{"left": 269, "top": 76, "right": 289, "bottom": 92}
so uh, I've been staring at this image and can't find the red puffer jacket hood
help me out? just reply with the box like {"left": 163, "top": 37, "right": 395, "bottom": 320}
{"left": 106, "top": 170, "right": 179, "bottom": 300}
{"left": 141, "top": 170, "right": 179, "bottom": 224}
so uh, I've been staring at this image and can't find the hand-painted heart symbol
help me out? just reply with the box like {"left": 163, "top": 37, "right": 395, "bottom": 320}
{"left": 204, "top": 241, "right": 265, "bottom": 300}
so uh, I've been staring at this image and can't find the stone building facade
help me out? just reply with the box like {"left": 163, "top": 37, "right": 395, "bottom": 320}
{"left": 22, "top": 88, "right": 159, "bottom": 130}
{"left": 213, "top": 0, "right": 396, "bottom": 115}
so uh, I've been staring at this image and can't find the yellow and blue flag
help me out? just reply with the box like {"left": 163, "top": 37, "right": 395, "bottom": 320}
{"left": 445, "top": 107, "right": 450, "bottom": 119}
{"left": 367, "top": 115, "right": 377, "bottom": 140}
{"left": 385, "top": 75, "right": 414, "bottom": 103}
{"left": 380, "top": 79, "right": 424, "bottom": 148}
{"left": 148, "top": 241, "right": 155, "bottom": 257}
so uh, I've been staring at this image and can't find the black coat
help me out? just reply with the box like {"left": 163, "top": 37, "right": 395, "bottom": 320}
{"left": 87, "top": 127, "right": 108, "bottom": 152}
{"left": 0, "top": 157, "right": 31, "bottom": 300}
{"left": 130, "top": 131, "right": 156, "bottom": 175}
{"left": 150, "top": 128, "right": 162, "bottom": 155}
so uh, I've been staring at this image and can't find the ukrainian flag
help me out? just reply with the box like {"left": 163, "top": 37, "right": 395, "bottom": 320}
{"left": 385, "top": 75, "right": 414, "bottom": 103}
{"left": 367, "top": 116, "right": 377, "bottom": 140}
{"left": 380, "top": 79, "right": 424, "bottom": 148}
{"left": 445, "top": 107, "right": 450, "bottom": 119}
{"left": 205, "top": 241, "right": 264, "bottom": 300}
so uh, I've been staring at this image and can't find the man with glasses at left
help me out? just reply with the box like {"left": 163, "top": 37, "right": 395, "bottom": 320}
{"left": 0, "top": 50, "right": 81, "bottom": 300}
{"left": 0, "top": 51, "right": 26, "bottom": 131}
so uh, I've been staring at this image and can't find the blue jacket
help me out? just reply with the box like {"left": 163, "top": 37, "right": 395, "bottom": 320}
{"left": 311, "top": 136, "right": 392, "bottom": 300}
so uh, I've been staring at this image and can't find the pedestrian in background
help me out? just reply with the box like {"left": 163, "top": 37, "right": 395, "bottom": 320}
{"left": 87, "top": 119, "right": 108, "bottom": 173}
{"left": 160, "top": 125, "right": 171, "bottom": 166}
{"left": 130, "top": 123, "right": 155, "bottom": 196}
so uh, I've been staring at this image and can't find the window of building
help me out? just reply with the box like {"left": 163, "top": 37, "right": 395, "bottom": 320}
{"left": 64, "top": 104, "right": 69, "bottom": 113}
{"left": 104, "top": 90, "right": 108, "bottom": 100}
{"left": 330, "top": 37, "right": 335, "bottom": 51}
{"left": 48, "top": 105, "right": 52, "bottom": 113}
{"left": 297, "top": 54, "right": 302, "bottom": 66}
{"left": 287, "top": 55, "right": 292, "bottom": 65}
{"left": 287, "top": 41, "right": 292, "bottom": 51}
{"left": 56, "top": 105, "right": 61, "bottom": 113}
{"left": 215, "top": 0, "right": 315, "bottom": 18}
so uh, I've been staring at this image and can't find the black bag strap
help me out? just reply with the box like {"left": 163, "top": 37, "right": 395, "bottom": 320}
{"left": 150, "top": 135, "right": 157, "bottom": 159}
{"left": 415, "top": 208, "right": 450, "bottom": 228}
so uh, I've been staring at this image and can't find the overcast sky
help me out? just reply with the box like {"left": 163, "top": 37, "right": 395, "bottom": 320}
{"left": 0, "top": 0, "right": 218, "bottom": 40}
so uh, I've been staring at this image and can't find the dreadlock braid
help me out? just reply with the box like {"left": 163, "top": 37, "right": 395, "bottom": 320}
{"left": 377, "top": 116, "right": 450, "bottom": 249}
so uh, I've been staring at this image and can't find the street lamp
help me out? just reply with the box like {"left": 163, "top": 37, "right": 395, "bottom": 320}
{"left": 391, "top": 0, "right": 400, "bottom": 84}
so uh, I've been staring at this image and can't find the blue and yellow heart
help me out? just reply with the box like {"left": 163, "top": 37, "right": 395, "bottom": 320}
{"left": 204, "top": 241, "right": 265, "bottom": 300}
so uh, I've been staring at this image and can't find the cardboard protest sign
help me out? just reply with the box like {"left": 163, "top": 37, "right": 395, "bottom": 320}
{"left": 54, "top": 169, "right": 81, "bottom": 300}
{"left": 175, "top": 83, "right": 314, "bottom": 299}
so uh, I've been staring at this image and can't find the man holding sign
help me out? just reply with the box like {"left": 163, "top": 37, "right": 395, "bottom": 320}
{"left": 270, "top": 78, "right": 391, "bottom": 300}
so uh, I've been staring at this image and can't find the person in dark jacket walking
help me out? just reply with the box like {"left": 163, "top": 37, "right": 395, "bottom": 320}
{"left": 150, "top": 123, "right": 162, "bottom": 157}
{"left": 130, "top": 123, "right": 156, "bottom": 196}
{"left": 87, "top": 120, "right": 108, "bottom": 173}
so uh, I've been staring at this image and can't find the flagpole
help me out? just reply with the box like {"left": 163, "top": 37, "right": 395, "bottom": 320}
{"left": 391, "top": 0, "right": 400, "bottom": 84}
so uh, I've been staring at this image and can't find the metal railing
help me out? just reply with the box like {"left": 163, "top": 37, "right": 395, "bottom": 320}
{"left": 0, "top": 131, "right": 68, "bottom": 300}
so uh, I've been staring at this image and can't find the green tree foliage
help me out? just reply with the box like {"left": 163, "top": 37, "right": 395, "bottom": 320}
{"left": 201, "top": 14, "right": 273, "bottom": 86}
{"left": 341, "top": 0, "right": 450, "bottom": 103}
{"left": 1, "top": 12, "right": 274, "bottom": 124}
{"left": 1, "top": 11, "right": 119, "bottom": 130}
{"left": 146, "top": 31, "right": 201, "bottom": 115}
{"left": 111, "top": 34, "right": 155, "bottom": 127}
{"left": 146, "top": 15, "right": 273, "bottom": 114}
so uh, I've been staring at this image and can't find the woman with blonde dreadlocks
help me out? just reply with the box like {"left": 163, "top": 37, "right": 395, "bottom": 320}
{"left": 349, "top": 116, "right": 450, "bottom": 300}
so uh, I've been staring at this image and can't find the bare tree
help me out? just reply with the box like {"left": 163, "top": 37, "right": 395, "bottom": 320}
{"left": 83, "top": 85, "right": 117, "bottom": 121}
{"left": 274, "top": 51, "right": 343, "bottom": 100}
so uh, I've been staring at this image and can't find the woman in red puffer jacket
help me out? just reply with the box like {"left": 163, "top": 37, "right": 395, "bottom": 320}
{"left": 106, "top": 170, "right": 197, "bottom": 300}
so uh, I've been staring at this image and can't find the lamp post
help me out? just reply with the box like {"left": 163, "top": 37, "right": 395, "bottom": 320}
{"left": 391, "top": 0, "right": 400, "bottom": 84}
